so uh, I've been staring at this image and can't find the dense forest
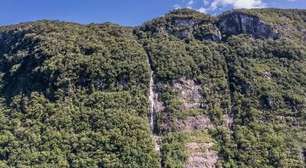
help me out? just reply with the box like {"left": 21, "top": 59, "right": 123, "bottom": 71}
{"left": 0, "top": 8, "right": 305, "bottom": 168}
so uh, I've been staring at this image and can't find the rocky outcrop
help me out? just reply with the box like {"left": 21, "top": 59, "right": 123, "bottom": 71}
{"left": 193, "top": 23, "right": 222, "bottom": 41}
{"left": 172, "top": 78, "right": 203, "bottom": 110}
{"left": 217, "top": 12, "right": 278, "bottom": 39}
{"left": 175, "top": 11, "right": 280, "bottom": 41}
{"left": 139, "top": 11, "right": 300, "bottom": 168}
{"left": 185, "top": 142, "right": 218, "bottom": 168}
{"left": 173, "top": 18, "right": 199, "bottom": 27}
{"left": 157, "top": 78, "right": 210, "bottom": 133}
{"left": 176, "top": 115, "right": 213, "bottom": 132}
{"left": 142, "top": 10, "right": 279, "bottom": 42}
{"left": 170, "top": 19, "right": 221, "bottom": 41}
{"left": 223, "top": 114, "right": 233, "bottom": 128}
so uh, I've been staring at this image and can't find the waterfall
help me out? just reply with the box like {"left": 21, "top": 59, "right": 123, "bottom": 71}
{"left": 148, "top": 70, "right": 155, "bottom": 132}
{"left": 147, "top": 51, "right": 156, "bottom": 134}
{"left": 146, "top": 54, "right": 162, "bottom": 165}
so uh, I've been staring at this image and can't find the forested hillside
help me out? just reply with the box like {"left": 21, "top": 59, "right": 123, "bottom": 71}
{"left": 0, "top": 8, "right": 305, "bottom": 168}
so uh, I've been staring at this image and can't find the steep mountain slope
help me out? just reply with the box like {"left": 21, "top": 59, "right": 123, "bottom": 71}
{"left": 0, "top": 22, "right": 159, "bottom": 167}
{"left": 0, "top": 8, "right": 305, "bottom": 168}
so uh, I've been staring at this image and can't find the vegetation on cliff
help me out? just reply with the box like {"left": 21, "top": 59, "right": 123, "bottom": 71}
{"left": 0, "top": 8, "right": 305, "bottom": 168}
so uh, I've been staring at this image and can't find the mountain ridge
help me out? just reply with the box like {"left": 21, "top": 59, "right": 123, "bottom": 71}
{"left": 0, "top": 8, "right": 305, "bottom": 168}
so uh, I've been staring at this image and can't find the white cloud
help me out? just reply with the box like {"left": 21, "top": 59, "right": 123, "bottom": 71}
{"left": 173, "top": 4, "right": 182, "bottom": 9}
{"left": 210, "top": 0, "right": 266, "bottom": 10}
{"left": 203, "top": 0, "right": 210, "bottom": 6}
{"left": 197, "top": 7, "right": 207, "bottom": 13}
{"left": 173, "top": 0, "right": 194, "bottom": 9}
{"left": 173, "top": 0, "right": 266, "bottom": 14}
{"left": 187, "top": 0, "right": 195, "bottom": 5}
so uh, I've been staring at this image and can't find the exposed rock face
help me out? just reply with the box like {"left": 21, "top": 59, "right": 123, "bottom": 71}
{"left": 171, "top": 19, "right": 210, "bottom": 40}
{"left": 170, "top": 78, "right": 218, "bottom": 167}
{"left": 218, "top": 12, "right": 278, "bottom": 39}
{"left": 153, "top": 135, "right": 161, "bottom": 153}
{"left": 185, "top": 142, "right": 218, "bottom": 168}
{"left": 166, "top": 78, "right": 215, "bottom": 132}
{"left": 176, "top": 115, "right": 213, "bottom": 132}
{"left": 199, "top": 33, "right": 221, "bottom": 42}
{"left": 140, "top": 9, "right": 304, "bottom": 168}
{"left": 223, "top": 114, "right": 233, "bottom": 128}
{"left": 158, "top": 78, "right": 211, "bottom": 132}
{"left": 173, "top": 18, "right": 198, "bottom": 27}
{"left": 170, "top": 11, "right": 280, "bottom": 41}
{"left": 261, "top": 71, "right": 272, "bottom": 79}
{"left": 170, "top": 19, "right": 223, "bottom": 41}
{"left": 173, "top": 78, "right": 203, "bottom": 110}
{"left": 153, "top": 92, "right": 165, "bottom": 114}
{"left": 143, "top": 10, "right": 280, "bottom": 42}
{"left": 175, "top": 29, "right": 193, "bottom": 39}
{"left": 193, "top": 23, "right": 222, "bottom": 42}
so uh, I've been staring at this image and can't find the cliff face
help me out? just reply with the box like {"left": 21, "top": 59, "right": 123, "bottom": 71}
{"left": 140, "top": 9, "right": 306, "bottom": 168}
{"left": 217, "top": 12, "right": 278, "bottom": 39}
{"left": 0, "top": 8, "right": 305, "bottom": 168}
{"left": 141, "top": 9, "right": 282, "bottom": 42}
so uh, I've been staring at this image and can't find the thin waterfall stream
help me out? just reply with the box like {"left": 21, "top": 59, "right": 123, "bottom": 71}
{"left": 147, "top": 54, "right": 162, "bottom": 163}
{"left": 148, "top": 69, "right": 155, "bottom": 131}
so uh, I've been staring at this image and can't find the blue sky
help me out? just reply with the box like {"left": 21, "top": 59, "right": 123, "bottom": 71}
{"left": 0, "top": 0, "right": 305, "bottom": 26}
